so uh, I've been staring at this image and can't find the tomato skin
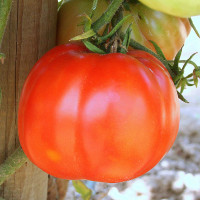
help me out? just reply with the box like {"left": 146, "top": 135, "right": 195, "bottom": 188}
{"left": 18, "top": 43, "right": 180, "bottom": 183}
{"left": 122, "top": 3, "right": 190, "bottom": 60}
{"left": 138, "top": 0, "right": 200, "bottom": 18}
{"left": 57, "top": 1, "right": 190, "bottom": 60}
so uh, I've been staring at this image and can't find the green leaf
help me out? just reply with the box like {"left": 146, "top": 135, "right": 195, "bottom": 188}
{"left": 177, "top": 91, "right": 189, "bottom": 103}
{"left": 72, "top": 180, "right": 92, "bottom": 200}
{"left": 189, "top": 18, "right": 200, "bottom": 38}
{"left": 83, "top": 40, "right": 106, "bottom": 54}
{"left": 70, "top": 29, "right": 96, "bottom": 41}
{"left": 149, "top": 40, "right": 166, "bottom": 60}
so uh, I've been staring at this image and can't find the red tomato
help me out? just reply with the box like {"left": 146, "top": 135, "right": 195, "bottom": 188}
{"left": 18, "top": 43, "right": 180, "bottom": 183}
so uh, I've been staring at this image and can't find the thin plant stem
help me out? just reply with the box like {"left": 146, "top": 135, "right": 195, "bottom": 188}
{"left": 0, "top": 0, "right": 13, "bottom": 47}
{"left": 0, "top": 146, "right": 28, "bottom": 186}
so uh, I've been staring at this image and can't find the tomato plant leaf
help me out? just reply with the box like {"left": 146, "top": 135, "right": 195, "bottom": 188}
{"left": 70, "top": 29, "right": 96, "bottom": 41}
{"left": 72, "top": 180, "right": 92, "bottom": 200}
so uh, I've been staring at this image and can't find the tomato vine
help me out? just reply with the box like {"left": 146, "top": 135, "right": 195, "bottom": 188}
{"left": 0, "top": 0, "right": 13, "bottom": 63}
{"left": 70, "top": 0, "right": 200, "bottom": 102}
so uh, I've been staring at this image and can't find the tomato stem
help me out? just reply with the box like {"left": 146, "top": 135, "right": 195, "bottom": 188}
{"left": 0, "top": 0, "right": 13, "bottom": 48}
{"left": 0, "top": 146, "right": 28, "bottom": 186}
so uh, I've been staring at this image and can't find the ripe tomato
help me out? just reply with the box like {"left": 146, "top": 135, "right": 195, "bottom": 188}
{"left": 122, "top": 3, "right": 191, "bottom": 60}
{"left": 138, "top": 0, "right": 200, "bottom": 18}
{"left": 18, "top": 43, "right": 180, "bottom": 183}
{"left": 56, "top": 0, "right": 108, "bottom": 44}
{"left": 57, "top": 1, "right": 190, "bottom": 60}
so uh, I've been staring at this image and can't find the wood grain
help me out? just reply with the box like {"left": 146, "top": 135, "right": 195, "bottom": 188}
{"left": 0, "top": 0, "right": 57, "bottom": 199}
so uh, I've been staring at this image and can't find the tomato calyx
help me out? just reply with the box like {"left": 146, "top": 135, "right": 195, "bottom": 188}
{"left": 70, "top": 0, "right": 200, "bottom": 103}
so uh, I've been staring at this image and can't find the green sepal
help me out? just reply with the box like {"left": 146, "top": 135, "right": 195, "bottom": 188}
{"left": 120, "top": 24, "right": 132, "bottom": 53}
{"left": 123, "top": 1, "right": 131, "bottom": 11}
{"left": 102, "top": 24, "right": 110, "bottom": 37}
{"left": 177, "top": 91, "right": 189, "bottom": 103}
{"left": 127, "top": 37, "right": 174, "bottom": 78}
{"left": 180, "top": 79, "right": 187, "bottom": 94}
{"left": 193, "top": 69, "right": 199, "bottom": 87}
{"left": 149, "top": 40, "right": 166, "bottom": 60}
{"left": 83, "top": 40, "right": 106, "bottom": 54}
{"left": 90, "top": 0, "right": 99, "bottom": 18}
{"left": 181, "top": 52, "right": 197, "bottom": 73}
{"left": 97, "top": 15, "right": 131, "bottom": 44}
{"left": 172, "top": 47, "right": 182, "bottom": 75}
{"left": 70, "top": 29, "right": 96, "bottom": 41}
{"left": 194, "top": 67, "right": 200, "bottom": 77}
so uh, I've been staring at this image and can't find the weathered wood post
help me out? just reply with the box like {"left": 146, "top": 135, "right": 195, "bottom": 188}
{"left": 0, "top": 0, "right": 57, "bottom": 199}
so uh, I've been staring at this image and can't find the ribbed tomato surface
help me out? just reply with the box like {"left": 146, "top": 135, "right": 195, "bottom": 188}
{"left": 18, "top": 43, "right": 180, "bottom": 183}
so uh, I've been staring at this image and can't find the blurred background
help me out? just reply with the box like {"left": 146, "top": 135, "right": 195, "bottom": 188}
{"left": 65, "top": 16, "right": 200, "bottom": 200}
